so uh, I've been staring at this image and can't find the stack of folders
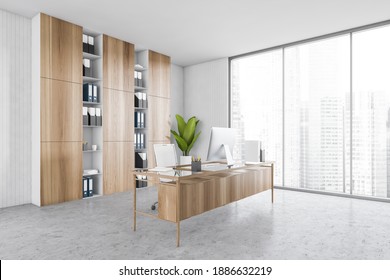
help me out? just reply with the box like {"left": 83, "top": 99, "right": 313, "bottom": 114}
{"left": 135, "top": 152, "right": 148, "bottom": 169}
{"left": 83, "top": 58, "right": 91, "bottom": 77}
{"left": 82, "top": 177, "right": 94, "bottom": 198}
{"left": 83, "top": 83, "right": 98, "bottom": 102}
{"left": 136, "top": 175, "right": 147, "bottom": 188}
{"left": 134, "top": 71, "right": 143, "bottom": 87}
{"left": 134, "top": 92, "right": 147, "bottom": 108}
{"left": 134, "top": 112, "right": 145, "bottom": 128}
{"left": 83, "top": 107, "right": 102, "bottom": 126}
{"left": 82, "top": 34, "right": 95, "bottom": 54}
{"left": 134, "top": 133, "right": 145, "bottom": 149}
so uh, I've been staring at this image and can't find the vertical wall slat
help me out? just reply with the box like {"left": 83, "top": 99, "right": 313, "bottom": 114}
{"left": 0, "top": 9, "right": 32, "bottom": 208}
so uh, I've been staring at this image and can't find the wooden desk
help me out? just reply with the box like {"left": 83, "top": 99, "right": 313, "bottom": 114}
{"left": 133, "top": 162, "right": 274, "bottom": 246}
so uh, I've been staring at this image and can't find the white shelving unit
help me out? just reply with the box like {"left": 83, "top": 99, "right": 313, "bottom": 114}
{"left": 134, "top": 51, "right": 149, "bottom": 188}
{"left": 82, "top": 29, "right": 104, "bottom": 197}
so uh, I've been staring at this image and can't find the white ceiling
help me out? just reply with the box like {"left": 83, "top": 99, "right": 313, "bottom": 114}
{"left": 1, "top": 0, "right": 390, "bottom": 66}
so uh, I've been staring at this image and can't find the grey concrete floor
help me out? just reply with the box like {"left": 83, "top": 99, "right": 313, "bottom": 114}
{"left": 1, "top": 189, "right": 390, "bottom": 260}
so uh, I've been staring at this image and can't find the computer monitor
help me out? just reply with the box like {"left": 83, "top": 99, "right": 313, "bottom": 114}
{"left": 206, "top": 127, "right": 236, "bottom": 165}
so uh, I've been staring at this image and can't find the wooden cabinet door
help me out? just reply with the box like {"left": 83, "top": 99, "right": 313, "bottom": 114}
{"left": 103, "top": 35, "right": 134, "bottom": 92}
{"left": 148, "top": 51, "right": 171, "bottom": 98}
{"left": 40, "top": 14, "right": 82, "bottom": 83}
{"left": 103, "top": 142, "right": 134, "bottom": 194}
{"left": 41, "top": 78, "right": 82, "bottom": 142}
{"left": 103, "top": 89, "right": 133, "bottom": 142}
{"left": 41, "top": 142, "right": 82, "bottom": 205}
{"left": 148, "top": 95, "right": 171, "bottom": 142}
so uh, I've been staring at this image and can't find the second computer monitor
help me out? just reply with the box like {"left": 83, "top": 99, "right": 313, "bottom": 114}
{"left": 206, "top": 127, "right": 236, "bottom": 165}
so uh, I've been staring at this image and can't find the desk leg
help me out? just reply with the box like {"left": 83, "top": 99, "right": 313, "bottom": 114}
{"left": 176, "top": 222, "right": 180, "bottom": 247}
{"left": 133, "top": 176, "right": 137, "bottom": 231}
{"left": 271, "top": 164, "right": 274, "bottom": 203}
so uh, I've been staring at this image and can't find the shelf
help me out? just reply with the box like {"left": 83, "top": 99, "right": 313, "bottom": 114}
{"left": 83, "top": 172, "right": 103, "bottom": 177}
{"left": 83, "top": 194, "right": 103, "bottom": 200}
{"left": 135, "top": 127, "right": 147, "bottom": 129}
{"left": 83, "top": 101, "right": 101, "bottom": 105}
{"left": 135, "top": 149, "right": 147, "bottom": 152}
{"left": 135, "top": 65, "right": 148, "bottom": 71}
{"left": 134, "top": 86, "right": 147, "bottom": 91}
{"left": 83, "top": 125, "right": 102, "bottom": 128}
{"left": 134, "top": 107, "right": 148, "bottom": 110}
{"left": 83, "top": 150, "right": 103, "bottom": 153}
{"left": 83, "top": 76, "right": 101, "bottom": 83}
{"left": 83, "top": 52, "right": 101, "bottom": 60}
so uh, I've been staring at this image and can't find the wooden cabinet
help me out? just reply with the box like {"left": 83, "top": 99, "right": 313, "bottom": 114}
{"left": 103, "top": 35, "right": 134, "bottom": 92}
{"left": 103, "top": 89, "right": 133, "bottom": 142}
{"left": 103, "top": 142, "right": 134, "bottom": 194}
{"left": 149, "top": 51, "right": 171, "bottom": 98}
{"left": 41, "top": 78, "right": 82, "bottom": 142}
{"left": 147, "top": 95, "right": 171, "bottom": 142}
{"left": 41, "top": 142, "right": 82, "bottom": 206}
{"left": 40, "top": 14, "right": 82, "bottom": 83}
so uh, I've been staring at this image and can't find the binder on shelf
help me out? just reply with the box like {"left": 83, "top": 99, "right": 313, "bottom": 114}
{"left": 83, "top": 58, "right": 91, "bottom": 77}
{"left": 88, "top": 107, "right": 96, "bottom": 126}
{"left": 93, "top": 85, "right": 98, "bottom": 102}
{"left": 83, "top": 83, "right": 89, "bottom": 101}
{"left": 88, "top": 177, "right": 94, "bottom": 197}
{"left": 136, "top": 175, "right": 147, "bottom": 188}
{"left": 134, "top": 112, "right": 138, "bottom": 127}
{"left": 134, "top": 92, "right": 143, "bottom": 108}
{"left": 88, "top": 36, "right": 95, "bottom": 54}
{"left": 140, "top": 112, "right": 144, "bottom": 128}
{"left": 83, "top": 107, "right": 88, "bottom": 125}
{"left": 137, "top": 71, "right": 143, "bottom": 87}
{"left": 137, "top": 133, "right": 141, "bottom": 149}
{"left": 142, "top": 92, "right": 147, "bottom": 108}
{"left": 83, "top": 34, "right": 88, "bottom": 53}
{"left": 137, "top": 112, "right": 141, "bottom": 128}
{"left": 134, "top": 133, "right": 137, "bottom": 149}
{"left": 140, "top": 133, "right": 145, "bottom": 149}
{"left": 134, "top": 71, "right": 138, "bottom": 87}
{"left": 83, "top": 178, "right": 88, "bottom": 198}
{"left": 135, "top": 152, "right": 147, "bottom": 169}
{"left": 96, "top": 108, "right": 102, "bottom": 126}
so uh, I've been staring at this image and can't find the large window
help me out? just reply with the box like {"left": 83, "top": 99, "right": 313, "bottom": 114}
{"left": 231, "top": 23, "right": 390, "bottom": 200}
{"left": 231, "top": 50, "right": 283, "bottom": 185}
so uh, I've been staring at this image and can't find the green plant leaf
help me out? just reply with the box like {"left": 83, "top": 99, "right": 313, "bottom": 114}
{"left": 187, "top": 131, "right": 201, "bottom": 154}
{"left": 183, "top": 117, "right": 197, "bottom": 144}
{"left": 176, "top": 114, "right": 186, "bottom": 137}
{"left": 171, "top": 131, "right": 188, "bottom": 152}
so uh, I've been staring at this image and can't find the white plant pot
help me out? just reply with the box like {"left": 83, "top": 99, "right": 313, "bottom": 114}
{"left": 180, "top": 156, "right": 192, "bottom": 165}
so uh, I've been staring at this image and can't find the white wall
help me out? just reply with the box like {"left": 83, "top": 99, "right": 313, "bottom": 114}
{"left": 170, "top": 64, "right": 184, "bottom": 157}
{"left": 183, "top": 58, "right": 229, "bottom": 160}
{"left": 0, "top": 9, "right": 32, "bottom": 208}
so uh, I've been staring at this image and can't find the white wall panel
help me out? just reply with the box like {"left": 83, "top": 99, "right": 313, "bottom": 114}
{"left": 0, "top": 9, "right": 31, "bottom": 208}
{"left": 183, "top": 58, "right": 229, "bottom": 159}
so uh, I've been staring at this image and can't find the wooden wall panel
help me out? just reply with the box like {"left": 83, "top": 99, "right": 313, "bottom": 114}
{"left": 103, "top": 89, "right": 133, "bottom": 142}
{"left": 103, "top": 142, "right": 134, "bottom": 194}
{"left": 147, "top": 95, "right": 171, "bottom": 142}
{"left": 41, "top": 142, "right": 82, "bottom": 206}
{"left": 40, "top": 14, "right": 82, "bottom": 83}
{"left": 103, "top": 35, "right": 134, "bottom": 92}
{"left": 148, "top": 51, "right": 171, "bottom": 98}
{"left": 41, "top": 78, "right": 82, "bottom": 142}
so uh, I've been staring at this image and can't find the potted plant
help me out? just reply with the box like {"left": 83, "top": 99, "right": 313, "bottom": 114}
{"left": 171, "top": 114, "right": 201, "bottom": 165}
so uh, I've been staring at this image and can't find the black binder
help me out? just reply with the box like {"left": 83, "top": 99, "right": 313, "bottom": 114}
{"left": 83, "top": 34, "right": 88, "bottom": 53}
{"left": 88, "top": 107, "right": 96, "bottom": 126}
{"left": 83, "top": 178, "right": 88, "bottom": 198}
{"left": 83, "top": 83, "right": 89, "bottom": 101}
{"left": 88, "top": 36, "right": 95, "bottom": 54}
{"left": 83, "top": 107, "right": 88, "bottom": 125}
{"left": 83, "top": 58, "right": 91, "bottom": 77}
{"left": 96, "top": 108, "right": 102, "bottom": 126}
{"left": 88, "top": 177, "right": 93, "bottom": 197}
{"left": 135, "top": 152, "right": 147, "bottom": 168}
